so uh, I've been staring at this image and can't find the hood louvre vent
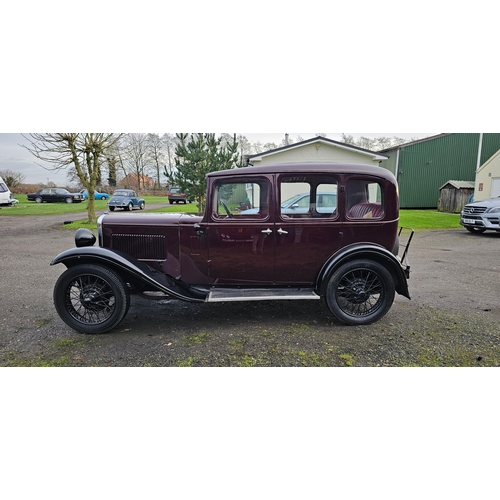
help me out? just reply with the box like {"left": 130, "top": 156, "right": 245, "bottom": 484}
{"left": 112, "top": 234, "right": 166, "bottom": 260}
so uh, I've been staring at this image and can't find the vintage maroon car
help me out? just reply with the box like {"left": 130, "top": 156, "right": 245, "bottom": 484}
{"left": 51, "top": 163, "right": 413, "bottom": 333}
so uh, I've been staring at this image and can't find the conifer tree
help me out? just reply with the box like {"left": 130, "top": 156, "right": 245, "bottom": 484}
{"left": 166, "top": 133, "right": 239, "bottom": 214}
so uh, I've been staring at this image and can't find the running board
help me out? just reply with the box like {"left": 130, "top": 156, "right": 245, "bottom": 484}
{"left": 207, "top": 288, "right": 320, "bottom": 302}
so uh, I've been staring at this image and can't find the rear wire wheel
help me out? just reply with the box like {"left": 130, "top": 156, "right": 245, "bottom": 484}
{"left": 325, "top": 259, "right": 395, "bottom": 325}
{"left": 54, "top": 264, "right": 130, "bottom": 334}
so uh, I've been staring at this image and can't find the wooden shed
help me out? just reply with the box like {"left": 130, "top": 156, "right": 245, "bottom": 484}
{"left": 438, "top": 180, "right": 475, "bottom": 213}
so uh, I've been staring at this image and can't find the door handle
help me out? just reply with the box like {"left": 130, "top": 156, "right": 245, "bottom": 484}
{"left": 277, "top": 228, "right": 288, "bottom": 235}
{"left": 261, "top": 228, "right": 272, "bottom": 235}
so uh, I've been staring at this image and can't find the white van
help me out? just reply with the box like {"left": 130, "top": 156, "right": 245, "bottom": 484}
{"left": 0, "top": 177, "right": 18, "bottom": 206}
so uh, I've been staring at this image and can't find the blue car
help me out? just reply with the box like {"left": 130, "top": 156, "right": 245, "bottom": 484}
{"left": 79, "top": 189, "right": 110, "bottom": 200}
{"left": 107, "top": 189, "right": 145, "bottom": 211}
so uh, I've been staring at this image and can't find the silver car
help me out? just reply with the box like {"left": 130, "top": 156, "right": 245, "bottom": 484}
{"left": 460, "top": 196, "right": 500, "bottom": 233}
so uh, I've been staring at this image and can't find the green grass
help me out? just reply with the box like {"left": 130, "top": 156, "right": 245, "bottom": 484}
{"left": 399, "top": 210, "right": 461, "bottom": 231}
{"left": 0, "top": 194, "right": 111, "bottom": 216}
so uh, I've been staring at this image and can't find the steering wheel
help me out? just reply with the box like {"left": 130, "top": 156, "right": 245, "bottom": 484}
{"left": 220, "top": 200, "right": 233, "bottom": 218}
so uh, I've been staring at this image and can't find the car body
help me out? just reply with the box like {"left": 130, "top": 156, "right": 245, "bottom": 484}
{"left": 27, "top": 188, "right": 85, "bottom": 203}
{"left": 460, "top": 196, "right": 500, "bottom": 233}
{"left": 0, "top": 177, "right": 17, "bottom": 206}
{"left": 106, "top": 189, "right": 145, "bottom": 211}
{"left": 167, "top": 186, "right": 189, "bottom": 204}
{"left": 79, "top": 189, "right": 109, "bottom": 200}
{"left": 51, "top": 163, "right": 414, "bottom": 334}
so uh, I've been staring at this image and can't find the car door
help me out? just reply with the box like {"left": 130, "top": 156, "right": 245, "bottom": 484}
{"left": 274, "top": 174, "right": 343, "bottom": 285}
{"left": 46, "top": 188, "right": 58, "bottom": 202}
{"left": 206, "top": 176, "right": 275, "bottom": 284}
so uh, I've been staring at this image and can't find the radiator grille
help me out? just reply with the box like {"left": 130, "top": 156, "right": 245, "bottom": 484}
{"left": 463, "top": 206, "right": 487, "bottom": 214}
{"left": 112, "top": 234, "right": 166, "bottom": 260}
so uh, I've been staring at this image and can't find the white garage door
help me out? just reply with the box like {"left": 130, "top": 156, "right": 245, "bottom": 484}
{"left": 491, "top": 178, "right": 500, "bottom": 198}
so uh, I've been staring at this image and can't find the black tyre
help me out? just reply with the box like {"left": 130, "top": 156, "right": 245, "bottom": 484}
{"left": 109, "top": 206, "right": 115, "bottom": 211}
{"left": 169, "top": 200, "right": 174, "bottom": 205}
{"left": 466, "top": 226, "right": 486, "bottom": 234}
{"left": 35, "top": 196, "right": 42, "bottom": 203}
{"left": 101, "top": 196, "right": 106, "bottom": 200}
{"left": 65, "top": 197, "right": 73, "bottom": 204}
{"left": 127, "top": 202, "right": 133, "bottom": 211}
{"left": 139, "top": 201, "right": 145, "bottom": 210}
{"left": 325, "top": 259, "right": 395, "bottom": 325}
{"left": 53, "top": 264, "right": 130, "bottom": 334}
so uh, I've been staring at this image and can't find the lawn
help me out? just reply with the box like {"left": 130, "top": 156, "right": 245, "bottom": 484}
{"left": 399, "top": 209, "right": 461, "bottom": 230}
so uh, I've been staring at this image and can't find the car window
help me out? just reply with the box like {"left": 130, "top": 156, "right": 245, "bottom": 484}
{"left": 0, "top": 183, "right": 8, "bottom": 193}
{"left": 213, "top": 179, "right": 270, "bottom": 220}
{"left": 346, "top": 179, "right": 384, "bottom": 219}
{"left": 279, "top": 176, "right": 338, "bottom": 218}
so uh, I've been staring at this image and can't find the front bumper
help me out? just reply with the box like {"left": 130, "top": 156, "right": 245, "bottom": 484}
{"left": 460, "top": 214, "right": 500, "bottom": 230}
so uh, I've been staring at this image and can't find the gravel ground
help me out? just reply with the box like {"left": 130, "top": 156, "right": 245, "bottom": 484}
{"left": 1, "top": 210, "right": 499, "bottom": 367}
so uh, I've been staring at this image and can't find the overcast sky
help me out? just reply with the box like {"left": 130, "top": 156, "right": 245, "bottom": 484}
{"left": 0, "top": 132, "right": 438, "bottom": 186}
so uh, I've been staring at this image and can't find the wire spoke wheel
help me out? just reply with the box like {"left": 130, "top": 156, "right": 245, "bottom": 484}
{"left": 54, "top": 264, "right": 129, "bottom": 334}
{"left": 67, "top": 275, "right": 117, "bottom": 324}
{"left": 326, "top": 259, "right": 395, "bottom": 325}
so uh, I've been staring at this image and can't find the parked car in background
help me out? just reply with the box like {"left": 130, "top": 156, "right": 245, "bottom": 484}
{"left": 51, "top": 162, "right": 414, "bottom": 334}
{"left": 27, "top": 188, "right": 85, "bottom": 204}
{"left": 107, "top": 189, "right": 145, "bottom": 211}
{"left": 168, "top": 187, "right": 189, "bottom": 204}
{"left": 460, "top": 196, "right": 500, "bottom": 233}
{"left": 79, "top": 189, "right": 109, "bottom": 200}
{"left": 0, "top": 176, "right": 17, "bottom": 206}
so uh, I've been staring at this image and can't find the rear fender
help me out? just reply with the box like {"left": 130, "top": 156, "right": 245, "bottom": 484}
{"left": 51, "top": 247, "right": 205, "bottom": 302}
{"left": 316, "top": 243, "right": 411, "bottom": 299}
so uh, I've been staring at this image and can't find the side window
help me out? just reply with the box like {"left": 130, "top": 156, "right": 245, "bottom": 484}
{"left": 346, "top": 179, "right": 384, "bottom": 219}
{"left": 212, "top": 180, "right": 269, "bottom": 220}
{"left": 280, "top": 177, "right": 338, "bottom": 218}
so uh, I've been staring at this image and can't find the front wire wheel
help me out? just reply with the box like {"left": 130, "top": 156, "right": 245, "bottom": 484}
{"left": 326, "top": 259, "right": 395, "bottom": 325}
{"left": 54, "top": 264, "right": 130, "bottom": 334}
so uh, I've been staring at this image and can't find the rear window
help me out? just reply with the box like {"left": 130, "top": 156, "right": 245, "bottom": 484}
{"left": 346, "top": 179, "right": 384, "bottom": 219}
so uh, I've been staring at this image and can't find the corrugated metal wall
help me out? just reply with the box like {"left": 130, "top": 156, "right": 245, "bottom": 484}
{"left": 380, "top": 133, "right": 500, "bottom": 208}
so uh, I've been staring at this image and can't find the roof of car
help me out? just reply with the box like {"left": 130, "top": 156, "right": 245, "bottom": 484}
{"left": 207, "top": 163, "right": 396, "bottom": 181}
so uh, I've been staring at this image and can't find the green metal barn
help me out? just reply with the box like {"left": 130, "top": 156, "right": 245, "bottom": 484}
{"left": 379, "top": 133, "right": 500, "bottom": 208}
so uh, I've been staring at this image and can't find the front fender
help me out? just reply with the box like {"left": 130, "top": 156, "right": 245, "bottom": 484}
{"left": 51, "top": 247, "right": 204, "bottom": 302}
{"left": 317, "top": 243, "right": 411, "bottom": 299}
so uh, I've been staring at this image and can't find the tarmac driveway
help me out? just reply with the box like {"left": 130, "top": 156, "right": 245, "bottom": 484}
{"left": 1, "top": 212, "right": 499, "bottom": 366}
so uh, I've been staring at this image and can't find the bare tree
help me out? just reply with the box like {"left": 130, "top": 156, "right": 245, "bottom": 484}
{"left": 162, "top": 133, "right": 178, "bottom": 181}
{"left": 21, "top": 133, "right": 121, "bottom": 223}
{"left": 0, "top": 169, "right": 25, "bottom": 188}
{"left": 146, "top": 133, "right": 165, "bottom": 189}
{"left": 121, "top": 133, "right": 150, "bottom": 190}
